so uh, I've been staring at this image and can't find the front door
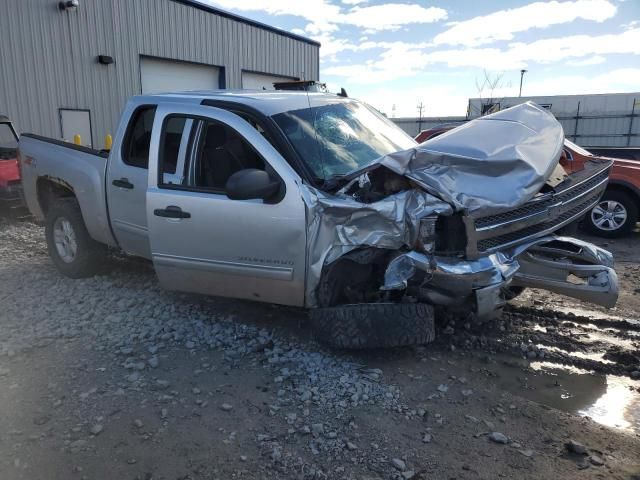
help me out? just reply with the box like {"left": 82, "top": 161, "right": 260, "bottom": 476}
{"left": 146, "top": 104, "right": 307, "bottom": 306}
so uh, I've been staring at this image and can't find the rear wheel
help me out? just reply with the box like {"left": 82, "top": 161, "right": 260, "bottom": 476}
{"left": 584, "top": 190, "right": 638, "bottom": 238}
{"left": 45, "top": 199, "right": 106, "bottom": 278}
{"left": 310, "top": 303, "right": 435, "bottom": 349}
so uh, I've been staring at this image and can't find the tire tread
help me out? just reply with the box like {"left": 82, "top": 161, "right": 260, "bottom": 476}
{"left": 310, "top": 303, "right": 435, "bottom": 349}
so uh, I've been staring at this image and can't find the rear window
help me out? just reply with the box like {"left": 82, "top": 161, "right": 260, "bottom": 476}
{"left": 0, "top": 123, "right": 18, "bottom": 160}
{"left": 122, "top": 106, "right": 157, "bottom": 168}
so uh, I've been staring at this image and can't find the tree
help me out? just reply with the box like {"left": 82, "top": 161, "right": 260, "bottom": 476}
{"left": 469, "top": 70, "right": 512, "bottom": 118}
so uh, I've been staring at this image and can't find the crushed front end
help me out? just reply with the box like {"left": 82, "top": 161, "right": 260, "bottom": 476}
{"left": 303, "top": 102, "right": 619, "bottom": 322}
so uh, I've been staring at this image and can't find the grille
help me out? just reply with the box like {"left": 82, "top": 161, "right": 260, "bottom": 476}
{"left": 474, "top": 168, "right": 610, "bottom": 229}
{"left": 466, "top": 162, "right": 612, "bottom": 258}
{"left": 477, "top": 192, "right": 601, "bottom": 252}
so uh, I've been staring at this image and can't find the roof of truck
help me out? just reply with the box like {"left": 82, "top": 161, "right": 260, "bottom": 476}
{"left": 137, "top": 90, "right": 353, "bottom": 116}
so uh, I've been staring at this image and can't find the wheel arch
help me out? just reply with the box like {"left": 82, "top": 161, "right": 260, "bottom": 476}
{"left": 606, "top": 180, "right": 640, "bottom": 207}
{"left": 36, "top": 176, "right": 77, "bottom": 216}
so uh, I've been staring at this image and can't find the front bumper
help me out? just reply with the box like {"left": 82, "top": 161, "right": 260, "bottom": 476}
{"left": 383, "top": 235, "right": 618, "bottom": 319}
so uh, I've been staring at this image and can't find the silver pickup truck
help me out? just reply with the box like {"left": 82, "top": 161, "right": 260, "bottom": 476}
{"left": 19, "top": 91, "right": 618, "bottom": 348}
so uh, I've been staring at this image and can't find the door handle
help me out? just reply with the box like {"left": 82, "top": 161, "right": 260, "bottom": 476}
{"left": 112, "top": 178, "right": 134, "bottom": 189}
{"left": 153, "top": 205, "right": 191, "bottom": 219}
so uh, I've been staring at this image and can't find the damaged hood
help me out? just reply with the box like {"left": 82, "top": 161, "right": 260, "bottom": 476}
{"left": 375, "top": 101, "right": 565, "bottom": 215}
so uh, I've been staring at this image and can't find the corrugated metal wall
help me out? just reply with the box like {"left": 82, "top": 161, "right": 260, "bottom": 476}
{"left": 0, "top": 0, "right": 319, "bottom": 148}
{"left": 467, "top": 93, "right": 640, "bottom": 147}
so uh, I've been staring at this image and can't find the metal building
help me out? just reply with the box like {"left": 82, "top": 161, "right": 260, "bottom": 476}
{"left": 393, "top": 92, "right": 640, "bottom": 148}
{"left": 0, "top": 0, "right": 319, "bottom": 148}
{"left": 467, "top": 93, "right": 640, "bottom": 147}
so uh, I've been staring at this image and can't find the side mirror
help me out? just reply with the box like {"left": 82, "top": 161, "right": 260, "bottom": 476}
{"left": 225, "top": 168, "right": 281, "bottom": 201}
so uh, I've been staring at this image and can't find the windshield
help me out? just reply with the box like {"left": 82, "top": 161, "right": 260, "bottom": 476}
{"left": 272, "top": 101, "right": 416, "bottom": 180}
{"left": 564, "top": 139, "right": 592, "bottom": 157}
{"left": 0, "top": 123, "right": 18, "bottom": 160}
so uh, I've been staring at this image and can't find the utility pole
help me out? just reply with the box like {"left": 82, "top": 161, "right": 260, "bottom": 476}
{"left": 519, "top": 69, "right": 527, "bottom": 97}
{"left": 417, "top": 101, "right": 425, "bottom": 133}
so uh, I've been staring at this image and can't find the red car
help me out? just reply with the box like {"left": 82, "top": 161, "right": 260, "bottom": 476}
{"left": 0, "top": 115, "right": 21, "bottom": 204}
{"left": 416, "top": 125, "right": 640, "bottom": 237}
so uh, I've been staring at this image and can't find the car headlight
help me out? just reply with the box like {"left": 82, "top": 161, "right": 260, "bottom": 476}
{"left": 418, "top": 216, "right": 438, "bottom": 254}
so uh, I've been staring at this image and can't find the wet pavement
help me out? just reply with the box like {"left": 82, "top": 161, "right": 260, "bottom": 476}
{"left": 492, "top": 357, "right": 640, "bottom": 434}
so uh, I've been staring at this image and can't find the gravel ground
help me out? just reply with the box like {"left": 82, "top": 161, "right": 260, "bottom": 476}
{"left": 1, "top": 213, "right": 639, "bottom": 480}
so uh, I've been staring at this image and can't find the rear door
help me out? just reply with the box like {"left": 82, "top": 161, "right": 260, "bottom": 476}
{"left": 106, "top": 104, "right": 158, "bottom": 259}
{"left": 146, "top": 104, "right": 307, "bottom": 306}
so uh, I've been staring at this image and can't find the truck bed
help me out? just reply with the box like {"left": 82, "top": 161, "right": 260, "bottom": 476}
{"left": 19, "top": 134, "right": 116, "bottom": 246}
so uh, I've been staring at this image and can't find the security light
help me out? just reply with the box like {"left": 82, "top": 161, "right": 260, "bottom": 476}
{"left": 59, "top": 0, "right": 79, "bottom": 11}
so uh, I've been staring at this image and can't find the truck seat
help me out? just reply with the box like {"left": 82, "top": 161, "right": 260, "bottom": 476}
{"left": 200, "top": 124, "right": 244, "bottom": 190}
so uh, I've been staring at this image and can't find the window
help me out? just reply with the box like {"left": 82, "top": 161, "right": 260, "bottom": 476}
{"left": 161, "top": 116, "right": 187, "bottom": 176}
{"left": 272, "top": 101, "right": 415, "bottom": 180}
{"left": 158, "top": 115, "right": 266, "bottom": 194}
{"left": 123, "top": 106, "right": 157, "bottom": 168}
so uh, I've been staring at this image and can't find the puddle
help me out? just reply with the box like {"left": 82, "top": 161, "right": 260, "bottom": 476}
{"left": 490, "top": 356, "right": 640, "bottom": 434}
{"left": 578, "top": 375, "right": 640, "bottom": 431}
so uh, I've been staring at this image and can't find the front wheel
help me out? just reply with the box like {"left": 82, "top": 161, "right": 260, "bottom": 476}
{"left": 45, "top": 199, "right": 106, "bottom": 278}
{"left": 584, "top": 190, "right": 638, "bottom": 238}
{"left": 310, "top": 303, "right": 435, "bottom": 349}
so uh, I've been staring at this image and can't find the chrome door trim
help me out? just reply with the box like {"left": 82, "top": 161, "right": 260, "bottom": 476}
{"left": 153, "top": 253, "right": 294, "bottom": 281}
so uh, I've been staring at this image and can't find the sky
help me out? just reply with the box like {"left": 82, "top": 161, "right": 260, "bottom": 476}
{"left": 201, "top": 0, "right": 640, "bottom": 117}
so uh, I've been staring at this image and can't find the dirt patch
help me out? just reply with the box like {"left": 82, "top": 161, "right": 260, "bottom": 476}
{"left": 1, "top": 214, "right": 640, "bottom": 479}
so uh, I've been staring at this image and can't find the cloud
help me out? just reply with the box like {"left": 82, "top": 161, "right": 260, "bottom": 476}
{"left": 434, "top": 0, "right": 617, "bottom": 47}
{"left": 499, "top": 68, "right": 640, "bottom": 98}
{"left": 204, "top": 0, "right": 447, "bottom": 35}
{"left": 323, "top": 42, "right": 431, "bottom": 81}
{"left": 622, "top": 20, "right": 639, "bottom": 30}
{"left": 358, "top": 68, "right": 640, "bottom": 118}
{"left": 324, "top": 28, "right": 640, "bottom": 82}
{"left": 338, "top": 4, "right": 447, "bottom": 31}
{"left": 566, "top": 55, "right": 607, "bottom": 66}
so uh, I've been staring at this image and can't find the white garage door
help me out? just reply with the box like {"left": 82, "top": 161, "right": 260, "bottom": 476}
{"left": 140, "top": 57, "right": 220, "bottom": 94}
{"left": 242, "top": 71, "right": 295, "bottom": 90}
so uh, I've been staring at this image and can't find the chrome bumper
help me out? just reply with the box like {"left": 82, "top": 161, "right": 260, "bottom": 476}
{"left": 383, "top": 235, "right": 618, "bottom": 320}
{"left": 509, "top": 236, "right": 618, "bottom": 309}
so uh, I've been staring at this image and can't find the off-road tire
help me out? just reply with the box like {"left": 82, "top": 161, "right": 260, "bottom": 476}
{"left": 504, "top": 286, "right": 526, "bottom": 300}
{"left": 584, "top": 190, "right": 638, "bottom": 238}
{"left": 45, "top": 199, "right": 106, "bottom": 278}
{"left": 310, "top": 303, "right": 435, "bottom": 349}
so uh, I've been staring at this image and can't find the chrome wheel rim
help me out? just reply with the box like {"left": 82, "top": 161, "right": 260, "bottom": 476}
{"left": 591, "top": 200, "right": 627, "bottom": 231}
{"left": 53, "top": 217, "right": 78, "bottom": 263}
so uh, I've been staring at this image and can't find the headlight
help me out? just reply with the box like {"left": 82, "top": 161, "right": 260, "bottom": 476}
{"left": 418, "top": 216, "right": 438, "bottom": 254}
